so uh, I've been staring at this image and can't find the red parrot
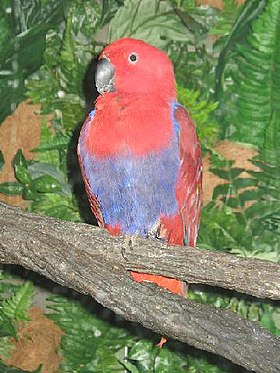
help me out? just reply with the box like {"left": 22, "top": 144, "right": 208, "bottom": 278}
{"left": 78, "top": 38, "right": 202, "bottom": 344}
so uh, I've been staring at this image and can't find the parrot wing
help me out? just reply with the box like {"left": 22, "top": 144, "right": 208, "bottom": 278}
{"left": 77, "top": 111, "right": 105, "bottom": 228}
{"left": 131, "top": 103, "right": 202, "bottom": 296}
{"left": 159, "top": 103, "right": 202, "bottom": 247}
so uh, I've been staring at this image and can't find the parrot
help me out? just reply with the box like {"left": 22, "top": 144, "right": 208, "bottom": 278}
{"left": 78, "top": 37, "right": 202, "bottom": 346}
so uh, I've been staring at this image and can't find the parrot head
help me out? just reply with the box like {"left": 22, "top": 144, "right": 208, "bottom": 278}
{"left": 96, "top": 38, "right": 176, "bottom": 98}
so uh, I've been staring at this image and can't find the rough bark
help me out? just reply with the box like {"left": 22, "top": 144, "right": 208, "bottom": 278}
{"left": 0, "top": 202, "right": 280, "bottom": 373}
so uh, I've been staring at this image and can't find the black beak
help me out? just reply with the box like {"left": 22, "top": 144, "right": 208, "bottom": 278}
{"left": 95, "top": 58, "right": 116, "bottom": 95}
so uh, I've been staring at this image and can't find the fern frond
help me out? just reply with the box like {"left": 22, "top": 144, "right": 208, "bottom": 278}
{"left": 0, "top": 281, "right": 34, "bottom": 366}
{"left": 218, "top": 0, "right": 280, "bottom": 145}
{"left": 2, "top": 282, "right": 33, "bottom": 321}
{"left": 203, "top": 105, "right": 279, "bottom": 256}
{"left": 244, "top": 111, "right": 280, "bottom": 238}
{"left": 47, "top": 296, "right": 133, "bottom": 372}
{"left": 0, "top": 309, "right": 17, "bottom": 338}
{"left": 262, "top": 110, "right": 280, "bottom": 165}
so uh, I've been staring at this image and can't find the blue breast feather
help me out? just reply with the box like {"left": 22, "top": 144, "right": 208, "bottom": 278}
{"left": 79, "top": 102, "right": 181, "bottom": 235}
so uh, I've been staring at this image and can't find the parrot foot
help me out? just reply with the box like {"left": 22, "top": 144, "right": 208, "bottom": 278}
{"left": 121, "top": 235, "right": 136, "bottom": 260}
{"left": 157, "top": 337, "right": 167, "bottom": 348}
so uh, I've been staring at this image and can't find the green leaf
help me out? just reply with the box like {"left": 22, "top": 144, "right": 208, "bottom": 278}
{"left": 22, "top": 184, "right": 39, "bottom": 201}
{"left": 11, "top": 0, "right": 66, "bottom": 34}
{"left": 128, "top": 341, "right": 156, "bottom": 371}
{"left": 232, "top": 177, "right": 258, "bottom": 189}
{"left": 27, "top": 162, "right": 64, "bottom": 183}
{"left": 32, "top": 134, "right": 70, "bottom": 152}
{"left": 0, "top": 1, "right": 66, "bottom": 123}
{"left": 30, "top": 193, "right": 80, "bottom": 221}
{"left": 108, "top": 0, "right": 193, "bottom": 48}
{"left": 32, "top": 175, "right": 62, "bottom": 193}
{"left": 213, "top": 183, "right": 231, "bottom": 201}
{"left": 0, "top": 182, "right": 24, "bottom": 195}
{"left": 12, "top": 149, "right": 27, "bottom": 168}
{"left": 221, "top": 196, "right": 241, "bottom": 209}
{"left": 100, "top": 0, "right": 124, "bottom": 27}
{"left": 125, "top": 341, "right": 175, "bottom": 372}
{"left": 68, "top": 0, "right": 101, "bottom": 41}
{"left": 12, "top": 150, "right": 32, "bottom": 184}
{"left": 2, "top": 282, "right": 33, "bottom": 321}
{"left": 119, "top": 360, "right": 140, "bottom": 373}
{"left": 238, "top": 189, "right": 260, "bottom": 202}
{"left": 210, "top": 167, "right": 244, "bottom": 180}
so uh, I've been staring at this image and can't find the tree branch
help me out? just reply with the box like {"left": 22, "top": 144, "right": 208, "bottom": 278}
{"left": 123, "top": 239, "right": 280, "bottom": 301}
{"left": 0, "top": 202, "right": 280, "bottom": 373}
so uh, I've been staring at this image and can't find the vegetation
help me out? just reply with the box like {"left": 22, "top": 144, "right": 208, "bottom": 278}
{"left": 0, "top": 0, "right": 279, "bottom": 371}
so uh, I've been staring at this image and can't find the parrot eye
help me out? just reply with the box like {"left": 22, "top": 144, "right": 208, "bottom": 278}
{"left": 128, "top": 52, "right": 138, "bottom": 64}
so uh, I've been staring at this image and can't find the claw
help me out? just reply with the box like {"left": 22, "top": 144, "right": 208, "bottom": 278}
{"left": 157, "top": 337, "right": 167, "bottom": 348}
